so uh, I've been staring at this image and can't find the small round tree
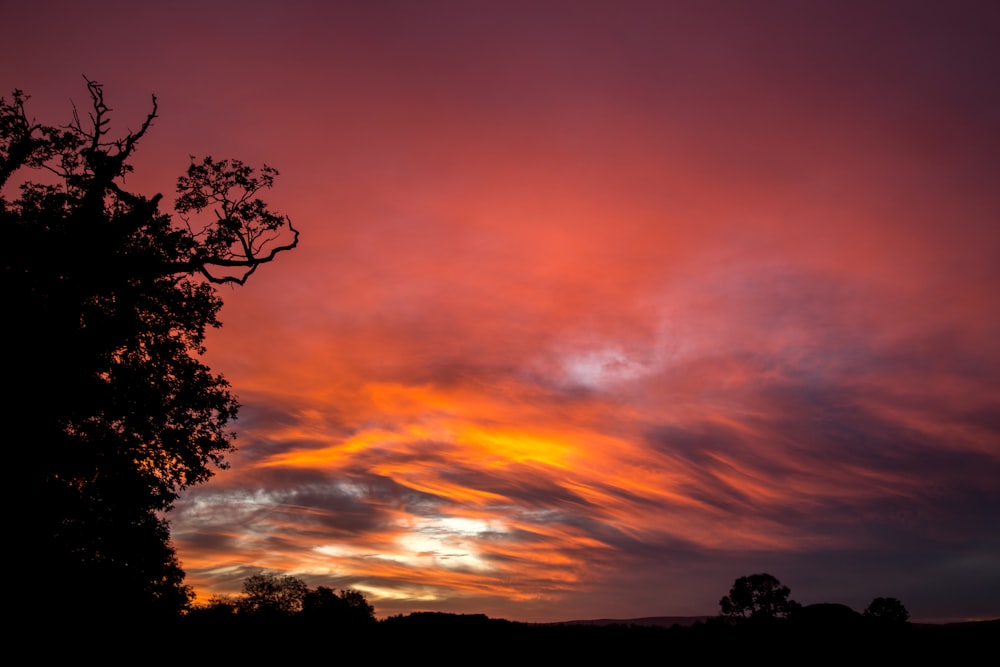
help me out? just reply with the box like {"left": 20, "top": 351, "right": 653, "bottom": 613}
{"left": 864, "top": 597, "right": 909, "bottom": 624}
{"left": 720, "top": 573, "right": 800, "bottom": 620}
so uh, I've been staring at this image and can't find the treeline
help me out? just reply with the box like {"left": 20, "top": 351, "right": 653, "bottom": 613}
{"left": 41, "top": 571, "right": 996, "bottom": 662}
{"left": 176, "top": 572, "right": 992, "bottom": 662}
{"left": 188, "top": 573, "right": 376, "bottom": 624}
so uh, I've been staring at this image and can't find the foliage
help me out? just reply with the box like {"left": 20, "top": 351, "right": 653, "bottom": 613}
{"left": 719, "top": 573, "right": 800, "bottom": 621}
{"left": 339, "top": 588, "right": 377, "bottom": 622}
{"left": 186, "top": 595, "right": 239, "bottom": 621}
{"left": 302, "top": 586, "right": 376, "bottom": 624}
{"left": 233, "top": 575, "right": 376, "bottom": 623}
{"left": 238, "top": 573, "right": 310, "bottom": 616}
{"left": 2, "top": 80, "right": 297, "bottom": 617}
{"left": 864, "top": 597, "right": 909, "bottom": 624}
{"left": 203, "top": 595, "right": 239, "bottom": 614}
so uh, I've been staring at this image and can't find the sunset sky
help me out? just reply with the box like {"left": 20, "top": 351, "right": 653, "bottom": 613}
{"left": 3, "top": 1, "right": 998, "bottom": 622}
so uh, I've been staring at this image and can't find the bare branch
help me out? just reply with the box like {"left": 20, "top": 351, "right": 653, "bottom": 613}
{"left": 5, "top": 82, "right": 296, "bottom": 288}
{"left": 196, "top": 218, "right": 299, "bottom": 285}
{"left": 175, "top": 156, "right": 299, "bottom": 285}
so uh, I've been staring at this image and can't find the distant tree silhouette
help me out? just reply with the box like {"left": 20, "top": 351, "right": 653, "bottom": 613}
{"left": 2, "top": 80, "right": 298, "bottom": 619}
{"left": 302, "top": 585, "right": 344, "bottom": 616}
{"left": 203, "top": 595, "right": 239, "bottom": 615}
{"left": 339, "top": 588, "right": 377, "bottom": 623}
{"left": 719, "top": 573, "right": 800, "bottom": 621}
{"left": 238, "top": 573, "right": 309, "bottom": 616}
{"left": 302, "top": 586, "right": 376, "bottom": 625}
{"left": 864, "top": 597, "right": 909, "bottom": 624}
{"left": 185, "top": 595, "right": 239, "bottom": 623}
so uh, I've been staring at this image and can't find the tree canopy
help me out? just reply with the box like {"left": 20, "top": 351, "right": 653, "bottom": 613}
{"left": 864, "top": 597, "right": 909, "bottom": 624}
{"left": 190, "top": 574, "right": 377, "bottom": 627}
{"left": 238, "top": 573, "right": 310, "bottom": 616}
{"left": 719, "top": 573, "right": 800, "bottom": 621}
{"left": 2, "top": 80, "right": 298, "bottom": 618}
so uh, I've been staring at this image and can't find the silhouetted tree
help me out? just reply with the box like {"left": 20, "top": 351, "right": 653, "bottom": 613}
{"left": 2, "top": 80, "right": 298, "bottom": 619}
{"left": 185, "top": 595, "right": 239, "bottom": 622}
{"left": 238, "top": 573, "right": 309, "bottom": 616}
{"left": 339, "top": 588, "right": 377, "bottom": 623}
{"left": 302, "top": 586, "right": 376, "bottom": 625}
{"left": 864, "top": 597, "right": 909, "bottom": 624}
{"left": 202, "top": 595, "right": 239, "bottom": 615}
{"left": 719, "top": 573, "right": 800, "bottom": 621}
{"left": 302, "top": 585, "right": 345, "bottom": 616}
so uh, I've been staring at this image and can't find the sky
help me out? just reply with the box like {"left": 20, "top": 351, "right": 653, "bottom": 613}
{"left": 3, "top": 0, "right": 998, "bottom": 623}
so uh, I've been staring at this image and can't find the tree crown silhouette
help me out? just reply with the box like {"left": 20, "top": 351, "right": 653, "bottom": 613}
{"left": 719, "top": 573, "right": 800, "bottom": 620}
{"left": 2, "top": 79, "right": 298, "bottom": 617}
{"left": 864, "top": 597, "right": 910, "bottom": 624}
{"left": 238, "top": 573, "right": 310, "bottom": 616}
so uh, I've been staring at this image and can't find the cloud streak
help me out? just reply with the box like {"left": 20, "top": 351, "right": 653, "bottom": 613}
{"left": 173, "top": 256, "right": 1000, "bottom": 619}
